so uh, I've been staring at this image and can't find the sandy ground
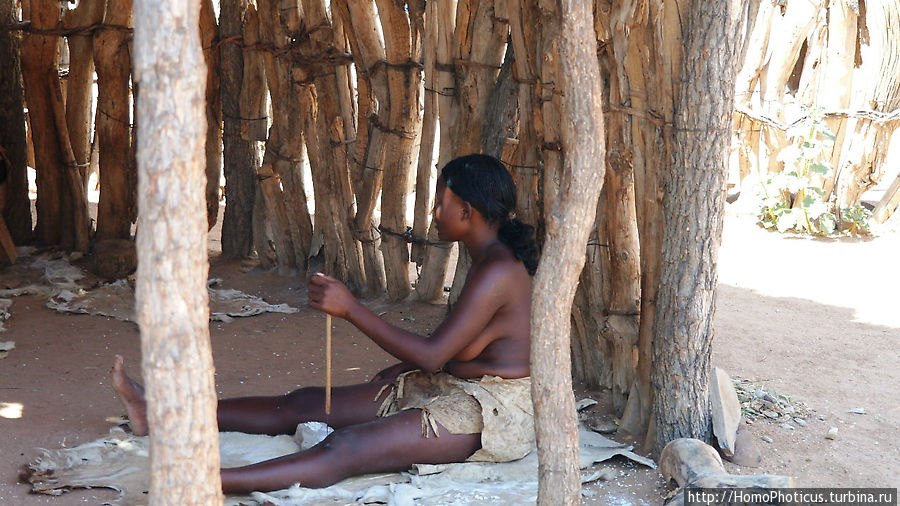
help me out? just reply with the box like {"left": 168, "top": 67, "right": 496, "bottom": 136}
{"left": 0, "top": 207, "right": 897, "bottom": 505}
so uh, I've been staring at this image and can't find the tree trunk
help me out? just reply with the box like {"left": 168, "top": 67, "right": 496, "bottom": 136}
{"left": 333, "top": 0, "right": 389, "bottom": 296}
{"left": 532, "top": 1, "right": 605, "bottom": 503}
{"left": 201, "top": 0, "right": 222, "bottom": 231}
{"left": 220, "top": 0, "right": 258, "bottom": 258}
{"left": 290, "top": 0, "right": 365, "bottom": 290}
{"left": 20, "top": 0, "right": 66, "bottom": 246}
{"left": 413, "top": 0, "right": 457, "bottom": 303}
{"left": 0, "top": 0, "right": 32, "bottom": 243}
{"left": 652, "top": 0, "right": 744, "bottom": 457}
{"left": 63, "top": 0, "right": 105, "bottom": 194}
{"left": 254, "top": 0, "right": 300, "bottom": 275}
{"left": 831, "top": 1, "right": 900, "bottom": 214}
{"left": 132, "top": 0, "right": 222, "bottom": 502}
{"left": 94, "top": 0, "right": 136, "bottom": 241}
{"left": 374, "top": 0, "right": 424, "bottom": 300}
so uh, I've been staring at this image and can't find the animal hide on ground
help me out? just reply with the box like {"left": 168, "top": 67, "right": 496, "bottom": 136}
{"left": 1, "top": 254, "right": 298, "bottom": 327}
{"left": 44, "top": 278, "right": 298, "bottom": 323}
{"left": 25, "top": 422, "right": 654, "bottom": 505}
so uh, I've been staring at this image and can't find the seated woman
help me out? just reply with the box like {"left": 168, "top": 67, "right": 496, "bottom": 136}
{"left": 111, "top": 153, "right": 539, "bottom": 493}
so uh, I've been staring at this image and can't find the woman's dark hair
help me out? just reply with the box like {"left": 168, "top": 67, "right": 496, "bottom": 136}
{"left": 440, "top": 154, "right": 539, "bottom": 275}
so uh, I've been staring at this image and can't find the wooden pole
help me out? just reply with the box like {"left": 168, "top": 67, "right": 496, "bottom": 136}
{"left": 325, "top": 314, "right": 332, "bottom": 417}
{"left": 532, "top": 0, "right": 605, "bottom": 502}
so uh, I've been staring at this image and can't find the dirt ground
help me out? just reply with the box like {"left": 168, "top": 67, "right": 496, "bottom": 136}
{"left": 0, "top": 207, "right": 897, "bottom": 505}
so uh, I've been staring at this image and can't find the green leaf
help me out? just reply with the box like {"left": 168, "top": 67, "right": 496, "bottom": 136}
{"left": 801, "top": 195, "right": 815, "bottom": 208}
{"left": 810, "top": 163, "right": 830, "bottom": 175}
{"left": 806, "top": 186, "right": 825, "bottom": 196}
{"left": 821, "top": 130, "right": 836, "bottom": 141}
{"left": 818, "top": 213, "right": 836, "bottom": 235}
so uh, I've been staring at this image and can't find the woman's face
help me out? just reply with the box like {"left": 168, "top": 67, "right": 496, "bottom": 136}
{"left": 432, "top": 179, "right": 467, "bottom": 242}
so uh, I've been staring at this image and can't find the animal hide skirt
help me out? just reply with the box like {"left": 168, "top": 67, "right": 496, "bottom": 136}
{"left": 374, "top": 371, "right": 535, "bottom": 463}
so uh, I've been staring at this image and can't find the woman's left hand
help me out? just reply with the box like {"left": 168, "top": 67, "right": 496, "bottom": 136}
{"left": 308, "top": 273, "right": 359, "bottom": 320}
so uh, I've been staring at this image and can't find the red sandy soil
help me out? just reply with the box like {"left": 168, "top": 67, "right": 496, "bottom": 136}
{"left": 0, "top": 210, "right": 897, "bottom": 505}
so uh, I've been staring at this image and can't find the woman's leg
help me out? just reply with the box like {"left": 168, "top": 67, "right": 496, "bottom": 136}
{"left": 215, "top": 379, "right": 392, "bottom": 434}
{"left": 221, "top": 409, "right": 482, "bottom": 493}
{"left": 112, "top": 355, "right": 395, "bottom": 436}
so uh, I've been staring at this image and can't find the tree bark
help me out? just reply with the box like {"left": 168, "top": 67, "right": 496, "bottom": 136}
{"left": 0, "top": 0, "right": 32, "bottom": 243}
{"left": 63, "top": 0, "right": 106, "bottom": 193}
{"left": 333, "top": 0, "right": 389, "bottom": 296}
{"left": 532, "top": 0, "right": 605, "bottom": 503}
{"left": 201, "top": 0, "right": 223, "bottom": 231}
{"left": 831, "top": 1, "right": 900, "bottom": 213}
{"left": 132, "top": 0, "right": 222, "bottom": 502}
{"left": 374, "top": 0, "right": 424, "bottom": 300}
{"left": 20, "top": 0, "right": 66, "bottom": 246}
{"left": 413, "top": 0, "right": 457, "bottom": 303}
{"left": 652, "top": 0, "right": 744, "bottom": 456}
{"left": 220, "top": 0, "right": 258, "bottom": 258}
{"left": 94, "top": 0, "right": 136, "bottom": 241}
{"left": 293, "top": 0, "right": 365, "bottom": 289}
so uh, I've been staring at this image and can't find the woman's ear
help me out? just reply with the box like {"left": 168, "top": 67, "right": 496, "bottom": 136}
{"left": 461, "top": 201, "right": 473, "bottom": 221}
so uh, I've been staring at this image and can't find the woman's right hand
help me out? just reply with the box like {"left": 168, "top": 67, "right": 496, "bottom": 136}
{"left": 307, "top": 273, "right": 359, "bottom": 320}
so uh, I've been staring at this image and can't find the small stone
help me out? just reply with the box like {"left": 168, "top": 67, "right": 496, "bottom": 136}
{"left": 848, "top": 407, "right": 866, "bottom": 415}
{"left": 825, "top": 427, "right": 838, "bottom": 440}
{"left": 780, "top": 423, "right": 795, "bottom": 430}
{"left": 763, "top": 410, "right": 780, "bottom": 419}
{"left": 793, "top": 418, "right": 807, "bottom": 427}
{"left": 760, "top": 435, "right": 773, "bottom": 443}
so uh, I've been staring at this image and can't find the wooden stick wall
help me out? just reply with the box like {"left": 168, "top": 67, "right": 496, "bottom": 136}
{"left": 4, "top": 0, "right": 899, "bottom": 440}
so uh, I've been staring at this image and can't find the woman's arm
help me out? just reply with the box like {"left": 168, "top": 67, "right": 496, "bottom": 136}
{"left": 308, "top": 265, "right": 513, "bottom": 371}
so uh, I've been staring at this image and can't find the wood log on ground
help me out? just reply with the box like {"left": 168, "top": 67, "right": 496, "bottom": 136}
{"left": 0, "top": 0, "right": 32, "bottom": 244}
{"left": 660, "top": 438, "right": 794, "bottom": 506}
{"left": 709, "top": 367, "right": 741, "bottom": 457}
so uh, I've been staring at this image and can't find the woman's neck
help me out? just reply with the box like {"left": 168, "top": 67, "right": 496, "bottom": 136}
{"left": 462, "top": 227, "right": 501, "bottom": 264}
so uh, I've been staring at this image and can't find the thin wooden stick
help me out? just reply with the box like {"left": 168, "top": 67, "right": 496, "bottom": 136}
{"left": 325, "top": 314, "right": 332, "bottom": 416}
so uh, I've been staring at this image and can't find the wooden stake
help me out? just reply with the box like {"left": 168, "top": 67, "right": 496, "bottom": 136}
{"left": 325, "top": 314, "right": 332, "bottom": 416}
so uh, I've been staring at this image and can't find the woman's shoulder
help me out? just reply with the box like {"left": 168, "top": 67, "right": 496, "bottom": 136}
{"left": 475, "top": 243, "right": 531, "bottom": 284}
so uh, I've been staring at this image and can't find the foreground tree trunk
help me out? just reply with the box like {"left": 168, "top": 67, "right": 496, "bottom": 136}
{"left": 133, "top": 0, "right": 222, "bottom": 502}
{"left": 652, "top": 0, "right": 744, "bottom": 456}
{"left": 532, "top": 0, "right": 605, "bottom": 503}
{"left": 0, "top": 0, "right": 32, "bottom": 243}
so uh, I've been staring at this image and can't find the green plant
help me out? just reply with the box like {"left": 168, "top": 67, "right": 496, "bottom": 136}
{"left": 757, "top": 107, "right": 838, "bottom": 236}
{"left": 841, "top": 205, "right": 871, "bottom": 235}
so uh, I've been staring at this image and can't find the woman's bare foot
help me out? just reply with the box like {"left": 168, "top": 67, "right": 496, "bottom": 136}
{"left": 111, "top": 355, "right": 150, "bottom": 436}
